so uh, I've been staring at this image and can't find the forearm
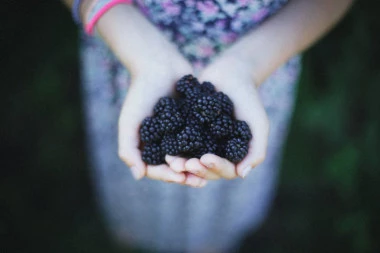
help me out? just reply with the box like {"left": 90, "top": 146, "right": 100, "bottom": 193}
{"left": 224, "top": 0, "right": 354, "bottom": 85}
{"left": 96, "top": 5, "right": 184, "bottom": 75}
{"left": 61, "top": 1, "right": 187, "bottom": 77}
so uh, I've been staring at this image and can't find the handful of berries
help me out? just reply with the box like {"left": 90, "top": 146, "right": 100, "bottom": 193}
{"left": 139, "top": 75, "right": 252, "bottom": 165}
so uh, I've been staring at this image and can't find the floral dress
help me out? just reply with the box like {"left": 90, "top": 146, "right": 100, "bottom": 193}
{"left": 80, "top": 0, "right": 301, "bottom": 252}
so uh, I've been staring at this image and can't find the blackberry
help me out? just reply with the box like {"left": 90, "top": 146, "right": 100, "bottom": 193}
{"left": 138, "top": 75, "right": 253, "bottom": 164}
{"left": 186, "top": 115, "right": 203, "bottom": 131}
{"left": 192, "top": 130, "right": 218, "bottom": 158}
{"left": 176, "top": 75, "right": 200, "bottom": 95}
{"left": 215, "top": 92, "right": 234, "bottom": 116}
{"left": 187, "top": 87, "right": 202, "bottom": 104}
{"left": 161, "top": 134, "right": 180, "bottom": 156}
{"left": 154, "top": 97, "right": 178, "bottom": 115}
{"left": 193, "top": 94, "right": 222, "bottom": 123}
{"left": 200, "top": 81, "right": 216, "bottom": 94}
{"left": 225, "top": 138, "right": 249, "bottom": 163}
{"left": 177, "top": 126, "right": 204, "bottom": 153}
{"left": 232, "top": 120, "right": 252, "bottom": 142}
{"left": 139, "top": 117, "right": 163, "bottom": 143}
{"left": 158, "top": 108, "right": 184, "bottom": 133}
{"left": 178, "top": 99, "right": 192, "bottom": 118}
{"left": 142, "top": 142, "right": 165, "bottom": 165}
{"left": 209, "top": 114, "right": 234, "bottom": 138}
{"left": 215, "top": 140, "right": 227, "bottom": 158}
{"left": 176, "top": 75, "right": 202, "bottom": 103}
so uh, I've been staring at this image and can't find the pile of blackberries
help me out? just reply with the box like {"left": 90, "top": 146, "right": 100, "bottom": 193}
{"left": 139, "top": 75, "right": 252, "bottom": 165}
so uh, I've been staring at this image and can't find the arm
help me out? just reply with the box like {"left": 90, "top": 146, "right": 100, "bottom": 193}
{"left": 60, "top": 0, "right": 189, "bottom": 74}
{"left": 221, "top": 0, "right": 355, "bottom": 85}
{"left": 194, "top": 0, "right": 354, "bottom": 179}
{"left": 61, "top": 1, "right": 208, "bottom": 187}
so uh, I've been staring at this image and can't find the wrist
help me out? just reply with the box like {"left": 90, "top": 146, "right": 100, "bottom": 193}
{"left": 221, "top": 44, "right": 261, "bottom": 86}
{"left": 96, "top": 4, "right": 190, "bottom": 76}
{"left": 202, "top": 53, "right": 258, "bottom": 91}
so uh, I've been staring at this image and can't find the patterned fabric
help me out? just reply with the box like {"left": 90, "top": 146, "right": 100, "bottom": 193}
{"left": 80, "top": 0, "right": 301, "bottom": 252}
{"left": 135, "top": 0, "right": 288, "bottom": 67}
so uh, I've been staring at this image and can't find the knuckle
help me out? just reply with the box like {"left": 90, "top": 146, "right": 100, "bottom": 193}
{"left": 118, "top": 151, "right": 132, "bottom": 166}
{"left": 253, "top": 154, "right": 266, "bottom": 167}
{"left": 225, "top": 173, "right": 237, "bottom": 180}
{"left": 193, "top": 168, "right": 205, "bottom": 177}
{"left": 118, "top": 151, "right": 127, "bottom": 161}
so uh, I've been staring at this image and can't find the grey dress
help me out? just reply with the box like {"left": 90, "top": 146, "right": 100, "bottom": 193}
{"left": 80, "top": 0, "right": 301, "bottom": 252}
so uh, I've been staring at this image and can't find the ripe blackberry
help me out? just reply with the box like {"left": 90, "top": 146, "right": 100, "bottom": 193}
{"left": 177, "top": 126, "right": 204, "bottom": 153}
{"left": 200, "top": 81, "right": 216, "bottom": 94}
{"left": 215, "top": 92, "right": 234, "bottom": 116}
{"left": 176, "top": 75, "right": 200, "bottom": 97}
{"left": 158, "top": 108, "right": 184, "bottom": 133}
{"left": 232, "top": 120, "right": 252, "bottom": 142}
{"left": 192, "top": 130, "right": 218, "bottom": 158}
{"left": 209, "top": 114, "right": 234, "bottom": 138}
{"left": 178, "top": 99, "right": 192, "bottom": 118}
{"left": 193, "top": 94, "right": 222, "bottom": 123}
{"left": 139, "top": 117, "right": 163, "bottom": 143}
{"left": 139, "top": 75, "right": 253, "bottom": 164}
{"left": 142, "top": 142, "right": 165, "bottom": 165}
{"left": 225, "top": 138, "right": 249, "bottom": 163}
{"left": 186, "top": 87, "right": 202, "bottom": 104}
{"left": 154, "top": 97, "right": 178, "bottom": 115}
{"left": 215, "top": 140, "right": 227, "bottom": 158}
{"left": 161, "top": 134, "right": 180, "bottom": 156}
{"left": 185, "top": 115, "right": 203, "bottom": 131}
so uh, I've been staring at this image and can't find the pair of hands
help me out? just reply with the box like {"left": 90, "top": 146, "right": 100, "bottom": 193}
{"left": 95, "top": 0, "right": 354, "bottom": 187}
{"left": 97, "top": 5, "right": 269, "bottom": 188}
{"left": 118, "top": 50, "right": 270, "bottom": 188}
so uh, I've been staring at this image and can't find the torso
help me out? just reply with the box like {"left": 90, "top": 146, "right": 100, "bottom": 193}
{"left": 134, "top": 0, "right": 288, "bottom": 67}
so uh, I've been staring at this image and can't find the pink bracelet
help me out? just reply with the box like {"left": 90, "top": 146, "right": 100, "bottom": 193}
{"left": 85, "top": 0, "right": 132, "bottom": 35}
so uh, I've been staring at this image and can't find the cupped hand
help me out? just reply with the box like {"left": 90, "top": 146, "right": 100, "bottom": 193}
{"left": 96, "top": 5, "right": 208, "bottom": 187}
{"left": 118, "top": 56, "right": 208, "bottom": 187}
{"left": 181, "top": 55, "right": 270, "bottom": 180}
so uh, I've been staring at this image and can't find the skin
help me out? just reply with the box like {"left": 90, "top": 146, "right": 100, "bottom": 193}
{"left": 62, "top": 0, "right": 354, "bottom": 186}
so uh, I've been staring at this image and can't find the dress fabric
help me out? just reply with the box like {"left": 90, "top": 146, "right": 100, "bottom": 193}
{"left": 80, "top": 0, "right": 301, "bottom": 252}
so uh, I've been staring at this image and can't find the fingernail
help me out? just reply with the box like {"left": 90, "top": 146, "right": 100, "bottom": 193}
{"left": 241, "top": 166, "right": 251, "bottom": 179}
{"left": 130, "top": 166, "right": 143, "bottom": 180}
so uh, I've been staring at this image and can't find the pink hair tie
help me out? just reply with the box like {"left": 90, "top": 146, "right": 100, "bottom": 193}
{"left": 85, "top": 0, "right": 132, "bottom": 35}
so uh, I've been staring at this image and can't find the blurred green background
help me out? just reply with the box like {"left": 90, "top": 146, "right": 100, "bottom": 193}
{"left": 1, "top": 1, "right": 379, "bottom": 253}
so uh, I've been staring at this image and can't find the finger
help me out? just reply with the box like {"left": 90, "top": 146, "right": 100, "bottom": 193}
{"left": 119, "top": 148, "right": 146, "bottom": 180}
{"left": 146, "top": 164, "right": 186, "bottom": 183}
{"left": 185, "top": 158, "right": 221, "bottom": 180}
{"left": 165, "top": 155, "right": 187, "bottom": 172}
{"left": 200, "top": 154, "right": 237, "bottom": 179}
{"left": 184, "top": 173, "right": 208, "bottom": 188}
{"left": 118, "top": 106, "right": 147, "bottom": 179}
{"left": 118, "top": 116, "right": 146, "bottom": 179}
{"left": 236, "top": 118, "right": 269, "bottom": 178}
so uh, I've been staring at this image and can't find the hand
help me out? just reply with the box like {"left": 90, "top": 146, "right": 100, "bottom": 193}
{"left": 94, "top": 5, "right": 207, "bottom": 187}
{"left": 118, "top": 59, "right": 206, "bottom": 188}
{"left": 182, "top": 55, "right": 270, "bottom": 180}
